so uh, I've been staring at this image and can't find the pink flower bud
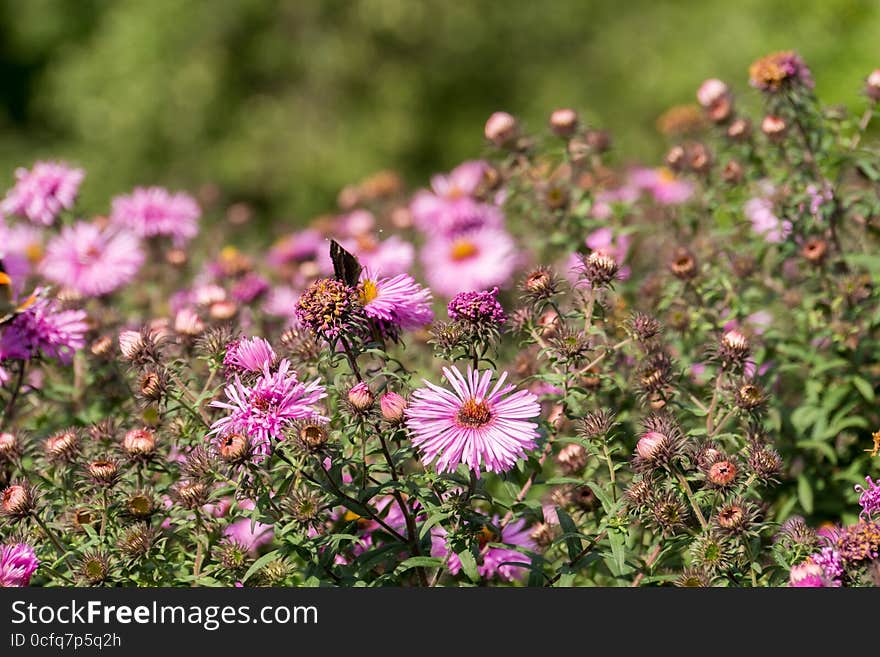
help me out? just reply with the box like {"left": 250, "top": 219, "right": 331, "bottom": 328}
{"left": 380, "top": 391, "right": 407, "bottom": 422}
{"left": 636, "top": 431, "right": 666, "bottom": 460}
{"left": 484, "top": 111, "right": 518, "bottom": 146}
{"left": 348, "top": 382, "right": 374, "bottom": 412}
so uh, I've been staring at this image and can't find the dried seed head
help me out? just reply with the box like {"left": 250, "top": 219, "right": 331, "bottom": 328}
{"left": 118, "top": 328, "right": 164, "bottom": 366}
{"left": 125, "top": 490, "right": 157, "bottom": 520}
{"left": 715, "top": 498, "right": 758, "bottom": 536}
{"left": 624, "top": 477, "right": 655, "bottom": 510}
{"left": 87, "top": 458, "right": 121, "bottom": 488}
{"left": 216, "top": 539, "right": 249, "bottom": 572}
{"left": 172, "top": 480, "right": 209, "bottom": 509}
{"left": 669, "top": 247, "right": 697, "bottom": 280}
{"left": 649, "top": 491, "right": 690, "bottom": 535}
{"left": 665, "top": 144, "right": 687, "bottom": 172}
{"left": 521, "top": 266, "right": 560, "bottom": 303}
{"left": 287, "top": 489, "right": 323, "bottom": 525}
{"left": 627, "top": 312, "right": 662, "bottom": 344}
{"left": 45, "top": 429, "right": 80, "bottom": 463}
{"left": 585, "top": 129, "right": 612, "bottom": 152}
{"left": 580, "top": 250, "right": 619, "bottom": 288}
{"left": 196, "top": 325, "right": 236, "bottom": 361}
{"left": 689, "top": 531, "right": 735, "bottom": 574}
{"left": 1, "top": 482, "right": 36, "bottom": 519}
{"left": 294, "top": 417, "right": 331, "bottom": 452}
{"left": 217, "top": 432, "right": 252, "bottom": 464}
{"left": 259, "top": 558, "right": 292, "bottom": 586}
{"left": 676, "top": 567, "right": 713, "bottom": 587}
{"left": 78, "top": 549, "right": 111, "bottom": 586}
{"left": 801, "top": 237, "right": 828, "bottom": 264}
{"left": 637, "top": 351, "right": 674, "bottom": 397}
{"left": 746, "top": 438, "right": 783, "bottom": 483}
{"left": 721, "top": 159, "right": 744, "bottom": 185}
{"left": 137, "top": 368, "right": 168, "bottom": 403}
{"left": 735, "top": 382, "right": 766, "bottom": 411}
{"left": 90, "top": 334, "right": 114, "bottom": 358}
{"left": 687, "top": 142, "right": 712, "bottom": 174}
{"left": 181, "top": 446, "right": 216, "bottom": 481}
{"left": 556, "top": 443, "right": 588, "bottom": 475}
{"left": 529, "top": 522, "right": 557, "bottom": 549}
{"left": 118, "top": 524, "right": 156, "bottom": 559}
{"left": 578, "top": 409, "right": 617, "bottom": 441}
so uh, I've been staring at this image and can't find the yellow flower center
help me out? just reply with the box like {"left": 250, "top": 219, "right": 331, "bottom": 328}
{"left": 657, "top": 167, "right": 677, "bottom": 183}
{"left": 360, "top": 279, "right": 379, "bottom": 304}
{"left": 25, "top": 242, "right": 43, "bottom": 264}
{"left": 450, "top": 240, "right": 479, "bottom": 262}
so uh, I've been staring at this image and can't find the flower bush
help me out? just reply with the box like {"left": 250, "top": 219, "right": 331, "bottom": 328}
{"left": 1, "top": 52, "right": 879, "bottom": 587}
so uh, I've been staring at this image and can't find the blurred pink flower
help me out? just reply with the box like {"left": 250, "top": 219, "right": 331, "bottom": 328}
{"left": 630, "top": 167, "right": 693, "bottom": 205}
{"left": 1, "top": 161, "right": 84, "bottom": 225}
{"left": 421, "top": 227, "right": 517, "bottom": 297}
{"left": 745, "top": 197, "right": 791, "bottom": 243}
{"left": 41, "top": 222, "right": 144, "bottom": 297}
{"left": 111, "top": 186, "right": 201, "bottom": 247}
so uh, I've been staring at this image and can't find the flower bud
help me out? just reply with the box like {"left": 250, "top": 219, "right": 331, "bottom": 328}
{"left": 721, "top": 160, "right": 744, "bottom": 184}
{"left": 172, "top": 480, "right": 208, "bottom": 509}
{"left": 696, "top": 78, "right": 729, "bottom": 109}
{"left": 665, "top": 145, "right": 687, "bottom": 172}
{"left": 726, "top": 117, "right": 751, "bottom": 141}
{"left": 720, "top": 329, "right": 750, "bottom": 364}
{"left": 581, "top": 250, "right": 619, "bottom": 288}
{"left": 669, "top": 247, "right": 697, "bottom": 280}
{"left": 380, "top": 392, "right": 407, "bottom": 423}
{"left": 45, "top": 429, "right": 80, "bottom": 462}
{"left": 761, "top": 115, "right": 787, "bottom": 141}
{"left": 636, "top": 431, "right": 666, "bottom": 460}
{"left": 866, "top": 69, "right": 880, "bottom": 101}
{"left": 484, "top": 111, "right": 518, "bottom": 146}
{"left": 0, "top": 432, "right": 20, "bottom": 462}
{"left": 90, "top": 335, "right": 114, "bottom": 358}
{"left": 122, "top": 428, "right": 157, "bottom": 459}
{"left": 549, "top": 108, "right": 579, "bottom": 137}
{"left": 801, "top": 237, "right": 828, "bottom": 264}
{"left": 347, "top": 382, "right": 374, "bottom": 412}
{"left": 165, "top": 248, "right": 188, "bottom": 267}
{"left": 1, "top": 482, "right": 35, "bottom": 518}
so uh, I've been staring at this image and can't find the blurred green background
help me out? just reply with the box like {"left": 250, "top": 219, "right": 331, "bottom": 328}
{"left": 1, "top": 0, "right": 878, "bottom": 227}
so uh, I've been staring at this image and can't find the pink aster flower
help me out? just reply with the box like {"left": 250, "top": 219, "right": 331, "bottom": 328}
{"left": 788, "top": 560, "right": 830, "bottom": 587}
{"left": 1, "top": 161, "right": 84, "bottom": 225}
{"left": 406, "top": 365, "right": 541, "bottom": 475}
{"left": 412, "top": 196, "right": 505, "bottom": 238}
{"left": 231, "top": 272, "right": 269, "bottom": 303}
{"left": 267, "top": 229, "right": 324, "bottom": 267}
{"left": 209, "top": 359, "right": 326, "bottom": 456}
{"left": 630, "top": 167, "right": 694, "bottom": 205}
{"left": 431, "top": 516, "right": 535, "bottom": 581}
{"left": 223, "top": 336, "right": 277, "bottom": 378}
{"left": 421, "top": 227, "right": 518, "bottom": 297}
{"left": 0, "top": 223, "right": 45, "bottom": 290}
{"left": 855, "top": 476, "right": 880, "bottom": 520}
{"left": 358, "top": 269, "right": 434, "bottom": 331}
{"left": 111, "top": 186, "right": 201, "bottom": 246}
{"left": 40, "top": 221, "right": 144, "bottom": 297}
{"left": 0, "top": 295, "right": 88, "bottom": 365}
{"left": 261, "top": 285, "right": 300, "bottom": 320}
{"left": 431, "top": 160, "right": 490, "bottom": 199}
{"left": 0, "top": 542, "right": 39, "bottom": 587}
{"left": 745, "top": 197, "right": 791, "bottom": 243}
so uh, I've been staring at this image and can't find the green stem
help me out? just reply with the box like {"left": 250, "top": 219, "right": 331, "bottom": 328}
{"left": 676, "top": 471, "right": 707, "bottom": 530}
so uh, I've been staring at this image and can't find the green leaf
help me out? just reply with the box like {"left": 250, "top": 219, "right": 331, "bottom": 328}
{"left": 457, "top": 550, "right": 479, "bottom": 582}
{"left": 797, "top": 475, "right": 814, "bottom": 515}
{"left": 242, "top": 549, "right": 280, "bottom": 584}
{"left": 555, "top": 507, "right": 582, "bottom": 561}
{"left": 395, "top": 556, "right": 444, "bottom": 574}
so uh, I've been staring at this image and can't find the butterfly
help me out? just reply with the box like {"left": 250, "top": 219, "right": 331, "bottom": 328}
{"left": 0, "top": 259, "right": 46, "bottom": 327}
{"left": 329, "top": 239, "right": 362, "bottom": 287}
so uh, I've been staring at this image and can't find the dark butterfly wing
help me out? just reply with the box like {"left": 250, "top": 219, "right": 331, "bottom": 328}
{"left": 329, "top": 239, "right": 362, "bottom": 287}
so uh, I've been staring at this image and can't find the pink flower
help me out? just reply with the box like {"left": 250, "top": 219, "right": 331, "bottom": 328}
{"left": 1, "top": 161, "right": 84, "bottom": 225}
{"left": 267, "top": 229, "right": 324, "bottom": 267}
{"left": 111, "top": 186, "right": 201, "bottom": 246}
{"left": 40, "top": 222, "right": 144, "bottom": 296}
{"left": 0, "top": 296, "right": 88, "bottom": 365}
{"left": 261, "top": 286, "right": 300, "bottom": 320}
{"left": 421, "top": 226, "right": 518, "bottom": 297}
{"left": 0, "top": 223, "right": 45, "bottom": 291}
{"left": 0, "top": 543, "right": 39, "bottom": 586}
{"left": 359, "top": 269, "right": 434, "bottom": 331}
{"left": 405, "top": 365, "right": 540, "bottom": 475}
{"left": 412, "top": 196, "right": 505, "bottom": 238}
{"left": 745, "top": 197, "right": 791, "bottom": 243}
{"left": 630, "top": 167, "right": 694, "bottom": 205}
{"left": 855, "top": 476, "right": 880, "bottom": 520}
{"left": 209, "top": 359, "right": 326, "bottom": 457}
{"left": 223, "top": 336, "right": 277, "bottom": 377}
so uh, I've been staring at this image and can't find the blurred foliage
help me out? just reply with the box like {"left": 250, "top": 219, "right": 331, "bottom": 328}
{"left": 0, "top": 0, "right": 878, "bottom": 229}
